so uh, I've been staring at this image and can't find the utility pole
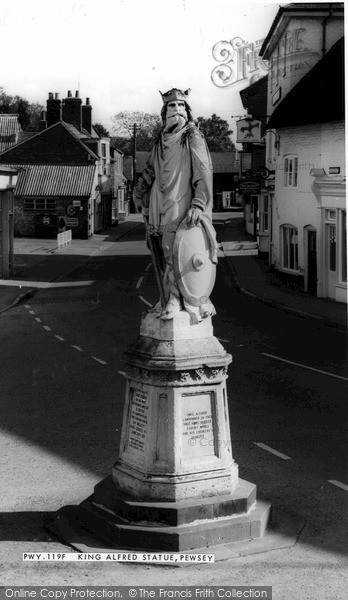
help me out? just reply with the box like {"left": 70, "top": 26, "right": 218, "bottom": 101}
{"left": 132, "top": 123, "right": 137, "bottom": 189}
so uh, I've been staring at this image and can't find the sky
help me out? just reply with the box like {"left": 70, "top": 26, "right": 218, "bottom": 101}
{"left": 0, "top": 0, "right": 280, "bottom": 140}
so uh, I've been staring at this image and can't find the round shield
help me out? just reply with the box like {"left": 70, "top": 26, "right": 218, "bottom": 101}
{"left": 173, "top": 222, "right": 216, "bottom": 307}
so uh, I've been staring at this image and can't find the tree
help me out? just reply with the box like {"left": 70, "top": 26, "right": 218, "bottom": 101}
{"left": 196, "top": 114, "right": 235, "bottom": 151}
{"left": 93, "top": 122, "right": 110, "bottom": 137}
{"left": 111, "top": 110, "right": 162, "bottom": 152}
{"left": 0, "top": 87, "right": 44, "bottom": 131}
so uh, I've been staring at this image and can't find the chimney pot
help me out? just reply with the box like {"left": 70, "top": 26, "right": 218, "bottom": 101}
{"left": 75, "top": 90, "right": 80, "bottom": 98}
{"left": 86, "top": 97, "right": 90, "bottom": 105}
{"left": 48, "top": 92, "right": 54, "bottom": 100}
{"left": 55, "top": 92, "right": 60, "bottom": 100}
{"left": 67, "top": 90, "right": 72, "bottom": 98}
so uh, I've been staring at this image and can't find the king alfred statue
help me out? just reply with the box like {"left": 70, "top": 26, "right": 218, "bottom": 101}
{"left": 133, "top": 88, "right": 219, "bottom": 323}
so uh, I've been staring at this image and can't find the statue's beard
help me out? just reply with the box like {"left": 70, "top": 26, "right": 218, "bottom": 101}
{"left": 164, "top": 112, "right": 187, "bottom": 133}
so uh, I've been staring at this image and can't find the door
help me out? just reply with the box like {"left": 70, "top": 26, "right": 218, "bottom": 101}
{"left": 326, "top": 224, "right": 336, "bottom": 299}
{"left": 307, "top": 229, "right": 317, "bottom": 295}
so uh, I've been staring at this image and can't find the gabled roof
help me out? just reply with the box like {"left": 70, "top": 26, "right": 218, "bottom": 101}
{"left": 260, "top": 3, "right": 344, "bottom": 60}
{"left": 0, "top": 120, "right": 99, "bottom": 162}
{"left": 0, "top": 114, "right": 22, "bottom": 153}
{"left": 267, "top": 36, "right": 344, "bottom": 129}
{"left": 2, "top": 164, "right": 97, "bottom": 197}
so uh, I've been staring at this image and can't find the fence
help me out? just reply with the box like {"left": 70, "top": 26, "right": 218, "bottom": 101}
{"left": 57, "top": 229, "right": 72, "bottom": 250}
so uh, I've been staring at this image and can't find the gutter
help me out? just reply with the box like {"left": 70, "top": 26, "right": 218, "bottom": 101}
{"left": 322, "top": 4, "right": 334, "bottom": 56}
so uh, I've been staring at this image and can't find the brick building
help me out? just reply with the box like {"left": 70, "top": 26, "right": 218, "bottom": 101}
{"left": 0, "top": 91, "right": 123, "bottom": 238}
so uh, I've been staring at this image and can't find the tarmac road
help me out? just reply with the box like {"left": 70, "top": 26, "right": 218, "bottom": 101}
{"left": 0, "top": 221, "right": 347, "bottom": 597}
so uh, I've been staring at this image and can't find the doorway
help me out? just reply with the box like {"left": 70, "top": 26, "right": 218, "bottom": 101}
{"left": 307, "top": 229, "right": 317, "bottom": 295}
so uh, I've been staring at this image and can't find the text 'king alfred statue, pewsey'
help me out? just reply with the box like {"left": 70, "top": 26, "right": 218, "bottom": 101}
{"left": 133, "top": 88, "right": 219, "bottom": 323}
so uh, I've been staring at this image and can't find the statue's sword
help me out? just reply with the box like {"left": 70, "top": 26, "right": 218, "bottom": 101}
{"left": 143, "top": 215, "right": 167, "bottom": 309}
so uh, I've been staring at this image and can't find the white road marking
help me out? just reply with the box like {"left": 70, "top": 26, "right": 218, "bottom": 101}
{"left": 24, "top": 304, "right": 30, "bottom": 309}
{"left": 92, "top": 357, "right": 107, "bottom": 365}
{"left": 136, "top": 276, "right": 144, "bottom": 289}
{"left": 262, "top": 352, "right": 348, "bottom": 382}
{"left": 217, "top": 337, "right": 230, "bottom": 343}
{"left": 43, "top": 326, "right": 51, "bottom": 331}
{"left": 118, "top": 371, "right": 127, "bottom": 377}
{"left": 71, "top": 345, "right": 83, "bottom": 352}
{"left": 328, "top": 479, "right": 348, "bottom": 492}
{"left": 29, "top": 310, "right": 35, "bottom": 315}
{"left": 145, "top": 263, "right": 152, "bottom": 272}
{"left": 254, "top": 442, "right": 292, "bottom": 460}
{"left": 139, "top": 295, "right": 153, "bottom": 308}
{"left": 55, "top": 335, "right": 65, "bottom": 342}
{"left": 35, "top": 317, "right": 42, "bottom": 323}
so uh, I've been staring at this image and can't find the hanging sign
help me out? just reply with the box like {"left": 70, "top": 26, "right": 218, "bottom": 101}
{"left": 237, "top": 119, "right": 262, "bottom": 143}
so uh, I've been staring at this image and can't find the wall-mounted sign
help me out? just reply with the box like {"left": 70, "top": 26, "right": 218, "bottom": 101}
{"left": 66, "top": 204, "right": 78, "bottom": 217}
{"left": 329, "top": 167, "right": 340, "bottom": 174}
{"left": 237, "top": 119, "right": 262, "bottom": 143}
{"left": 73, "top": 200, "right": 81, "bottom": 207}
{"left": 65, "top": 217, "right": 79, "bottom": 227}
{"left": 238, "top": 180, "right": 261, "bottom": 192}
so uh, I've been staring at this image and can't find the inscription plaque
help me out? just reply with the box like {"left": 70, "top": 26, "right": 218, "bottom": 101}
{"left": 127, "top": 389, "right": 149, "bottom": 453}
{"left": 182, "top": 392, "right": 216, "bottom": 458}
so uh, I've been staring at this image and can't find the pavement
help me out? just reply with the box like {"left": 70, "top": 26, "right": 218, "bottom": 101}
{"left": 1, "top": 212, "right": 346, "bottom": 331}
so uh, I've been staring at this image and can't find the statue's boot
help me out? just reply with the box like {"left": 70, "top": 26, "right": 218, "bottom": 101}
{"left": 161, "top": 294, "right": 181, "bottom": 320}
{"left": 200, "top": 301, "right": 216, "bottom": 319}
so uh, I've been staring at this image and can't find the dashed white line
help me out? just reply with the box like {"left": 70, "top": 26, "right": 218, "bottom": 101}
{"left": 254, "top": 442, "right": 292, "bottom": 460}
{"left": 145, "top": 263, "right": 152, "bottom": 272}
{"left": 118, "top": 371, "right": 127, "bottom": 377}
{"left": 92, "top": 357, "right": 107, "bottom": 365}
{"left": 139, "top": 295, "right": 153, "bottom": 308}
{"left": 35, "top": 317, "right": 42, "bottom": 323}
{"left": 262, "top": 352, "right": 348, "bottom": 382}
{"left": 71, "top": 345, "right": 83, "bottom": 352}
{"left": 43, "top": 325, "right": 51, "bottom": 331}
{"left": 55, "top": 335, "right": 65, "bottom": 342}
{"left": 136, "top": 276, "right": 144, "bottom": 290}
{"left": 24, "top": 304, "right": 30, "bottom": 309}
{"left": 217, "top": 337, "right": 230, "bottom": 343}
{"left": 29, "top": 310, "right": 35, "bottom": 315}
{"left": 328, "top": 479, "right": 348, "bottom": 492}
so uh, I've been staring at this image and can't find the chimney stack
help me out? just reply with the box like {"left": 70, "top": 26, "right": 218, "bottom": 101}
{"left": 82, "top": 97, "right": 92, "bottom": 134}
{"left": 46, "top": 92, "right": 62, "bottom": 127}
{"left": 39, "top": 110, "right": 47, "bottom": 131}
{"left": 62, "top": 89, "right": 82, "bottom": 131}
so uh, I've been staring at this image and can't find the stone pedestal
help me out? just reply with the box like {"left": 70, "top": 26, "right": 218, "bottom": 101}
{"left": 68, "top": 310, "right": 271, "bottom": 551}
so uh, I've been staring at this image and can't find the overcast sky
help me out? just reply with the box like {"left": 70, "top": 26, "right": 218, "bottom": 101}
{"left": 0, "top": 0, "right": 280, "bottom": 138}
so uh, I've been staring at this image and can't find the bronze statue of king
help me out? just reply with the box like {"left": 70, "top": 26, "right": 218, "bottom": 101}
{"left": 133, "top": 88, "right": 219, "bottom": 323}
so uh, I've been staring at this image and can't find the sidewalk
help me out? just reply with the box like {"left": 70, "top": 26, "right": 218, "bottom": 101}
{"left": 219, "top": 215, "right": 347, "bottom": 331}
{"left": 0, "top": 219, "right": 143, "bottom": 314}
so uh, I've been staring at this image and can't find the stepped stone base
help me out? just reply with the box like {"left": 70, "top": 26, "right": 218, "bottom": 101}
{"left": 48, "top": 310, "right": 272, "bottom": 552}
{"left": 49, "top": 477, "right": 271, "bottom": 551}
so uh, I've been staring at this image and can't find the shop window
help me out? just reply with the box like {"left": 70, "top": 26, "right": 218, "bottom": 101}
{"left": 24, "top": 199, "right": 56, "bottom": 211}
{"left": 281, "top": 225, "right": 298, "bottom": 271}
{"left": 260, "top": 195, "right": 269, "bottom": 232}
{"left": 328, "top": 225, "right": 336, "bottom": 272}
{"left": 341, "top": 212, "right": 347, "bottom": 283}
{"left": 284, "top": 155, "right": 298, "bottom": 188}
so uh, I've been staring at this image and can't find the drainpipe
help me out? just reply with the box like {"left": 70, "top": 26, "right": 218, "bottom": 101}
{"left": 322, "top": 4, "right": 333, "bottom": 57}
